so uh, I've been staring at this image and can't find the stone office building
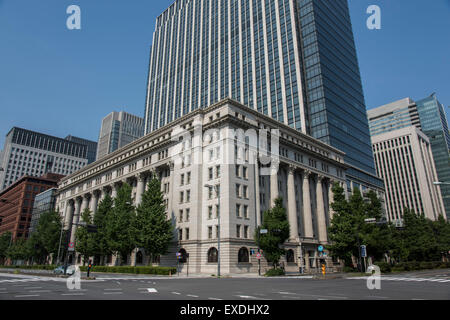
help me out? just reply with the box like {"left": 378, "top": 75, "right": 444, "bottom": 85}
{"left": 56, "top": 99, "right": 357, "bottom": 274}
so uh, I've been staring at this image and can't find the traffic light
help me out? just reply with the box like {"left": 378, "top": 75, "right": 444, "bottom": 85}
{"left": 321, "top": 264, "right": 326, "bottom": 275}
{"left": 86, "top": 225, "right": 98, "bottom": 233}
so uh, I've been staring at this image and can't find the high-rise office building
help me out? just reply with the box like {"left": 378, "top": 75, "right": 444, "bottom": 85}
{"left": 29, "top": 188, "right": 58, "bottom": 235}
{"left": 371, "top": 126, "right": 445, "bottom": 222}
{"left": 368, "top": 94, "right": 450, "bottom": 219}
{"left": 96, "top": 111, "right": 145, "bottom": 160}
{"left": 65, "top": 136, "right": 98, "bottom": 164}
{"left": 144, "top": 0, "right": 382, "bottom": 191}
{"left": 0, "top": 128, "right": 90, "bottom": 191}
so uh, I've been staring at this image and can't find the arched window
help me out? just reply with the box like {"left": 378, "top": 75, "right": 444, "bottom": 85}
{"left": 136, "top": 251, "right": 143, "bottom": 264}
{"left": 238, "top": 247, "right": 249, "bottom": 263}
{"left": 207, "top": 247, "right": 218, "bottom": 263}
{"left": 179, "top": 249, "right": 188, "bottom": 263}
{"left": 286, "top": 249, "right": 295, "bottom": 263}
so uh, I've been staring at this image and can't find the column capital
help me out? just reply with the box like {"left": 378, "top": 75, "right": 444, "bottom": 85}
{"left": 288, "top": 164, "right": 297, "bottom": 174}
{"left": 317, "top": 174, "right": 325, "bottom": 182}
{"left": 303, "top": 170, "right": 312, "bottom": 179}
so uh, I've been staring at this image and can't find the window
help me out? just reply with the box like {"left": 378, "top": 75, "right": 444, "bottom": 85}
{"left": 181, "top": 174, "right": 185, "bottom": 185}
{"left": 186, "top": 190, "right": 191, "bottom": 202}
{"left": 243, "top": 167, "right": 248, "bottom": 179}
{"left": 209, "top": 167, "right": 213, "bottom": 180}
{"left": 236, "top": 165, "right": 240, "bottom": 177}
{"left": 236, "top": 225, "right": 241, "bottom": 238}
{"left": 216, "top": 165, "right": 221, "bottom": 178}
{"left": 179, "top": 210, "right": 183, "bottom": 223}
{"left": 243, "top": 186, "right": 248, "bottom": 198}
{"left": 208, "top": 206, "right": 213, "bottom": 219}
{"left": 286, "top": 249, "right": 295, "bottom": 263}
{"left": 187, "top": 172, "right": 191, "bottom": 184}
{"left": 244, "top": 205, "right": 248, "bottom": 218}
{"left": 236, "top": 184, "right": 240, "bottom": 197}
{"left": 208, "top": 226, "right": 213, "bottom": 239}
{"left": 179, "top": 229, "right": 183, "bottom": 241}
{"left": 185, "top": 208, "right": 190, "bottom": 222}
{"left": 180, "top": 191, "right": 184, "bottom": 203}
{"left": 208, "top": 186, "right": 213, "bottom": 199}
{"left": 238, "top": 247, "right": 249, "bottom": 263}
{"left": 236, "top": 204, "right": 241, "bottom": 217}
{"left": 185, "top": 228, "right": 190, "bottom": 240}
{"left": 244, "top": 226, "right": 249, "bottom": 239}
{"left": 208, "top": 247, "right": 218, "bottom": 263}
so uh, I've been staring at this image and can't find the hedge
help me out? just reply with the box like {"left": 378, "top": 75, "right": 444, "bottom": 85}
{"left": 78, "top": 265, "right": 177, "bottom": 275}
{"left": 374, "top": 261, "right": 450, "bottom": 273}
{"left": 264, "top": 268, "right": 285, "bottom": 277}
{"left": 0, "top": 265, "right": 56, "bottom": 270}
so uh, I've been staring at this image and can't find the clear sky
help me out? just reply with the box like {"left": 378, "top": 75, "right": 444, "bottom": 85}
{"left": 0, "top": 0, "right": 449, "bottom": 148}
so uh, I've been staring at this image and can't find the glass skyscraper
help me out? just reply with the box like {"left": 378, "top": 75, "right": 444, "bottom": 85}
{"left": 145, "top": 0, "right": 382, "bottom": 189}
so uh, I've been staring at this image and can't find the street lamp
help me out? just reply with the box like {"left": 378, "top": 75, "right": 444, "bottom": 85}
{"left": 204, "top": 183, "right": 220, "bottom": 278}
{"left": 434, "top": 181, "right": 450, "bottom": 185}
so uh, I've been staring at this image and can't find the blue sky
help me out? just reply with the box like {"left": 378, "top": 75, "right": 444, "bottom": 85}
{"left": 0, "top": 0, "right": 449, "bottom": 148}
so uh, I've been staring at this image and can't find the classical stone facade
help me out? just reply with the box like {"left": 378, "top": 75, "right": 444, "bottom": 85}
{"left": 56, "top": 99, "right": 350, "bottom": 274}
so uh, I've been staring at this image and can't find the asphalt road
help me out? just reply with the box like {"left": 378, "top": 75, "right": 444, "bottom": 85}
{"left": 0, "top": 269, "right": 449, "bottom": 300}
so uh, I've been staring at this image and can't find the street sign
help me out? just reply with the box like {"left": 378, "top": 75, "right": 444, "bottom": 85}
{"left": 260, "top": 229, "right": 268, "bottom": 234}
{"left": 256, "top": 253, "right": 261, "bottom": 260}
{"left": 364, "top": 218, "right": 376, "bottom": 224}
{"left": 318, "top": 245, "right": 324, "bottom": 252}
{"left": 68, "top": 242, "right": 74, "bottom": 249}
{"left": 360, "top": 245, "right": 367, "bottom": 258}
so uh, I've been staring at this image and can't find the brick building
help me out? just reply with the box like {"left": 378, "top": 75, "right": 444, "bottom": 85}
{"left": 0, "top": 173, "right": 64, "bottom": 240}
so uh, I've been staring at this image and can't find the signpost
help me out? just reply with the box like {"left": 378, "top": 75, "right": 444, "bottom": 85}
{"left": 68, "top": 242, "right": 75, "bottom": 252}
{"left": 361, "top": 245, "right": 367, "bottom": 271}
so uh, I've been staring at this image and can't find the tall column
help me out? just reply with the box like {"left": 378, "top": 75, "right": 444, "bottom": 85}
{"left": 136, "top": 174, "right": 146, "bottom": 206}
{"left": 64, "top": 200, "right": 74, "bottom": 230}
{"left": 70, "top": 198, "right": 81, "bottom": 243}
{"left": 328, "top": 180, "right": 335, "bottom": 222}
{"left": 287, "top": 165, "right": 299, "bottom": 241}
{"left": 90, "top": 191, "right": 100, "bottom": 216}
{"left": 270, "top": 166, "right": 279, "bottom": 206}
{"left": 81, "top": 195, "right": 89, "bottom": 213}
{"left": 255, "top": 161, "right": 261, "bottom": 227}
{"left": 111, "top": 183, "right": 118, "bottom": 199}
{"left": 316, "top": 175, "right": 328, "bottom": 243}
{"left": 167, "top": 162, "right": 174, "bottom": 219}
{"left": 302, "top": 171, "right": 313, "bottom": 238}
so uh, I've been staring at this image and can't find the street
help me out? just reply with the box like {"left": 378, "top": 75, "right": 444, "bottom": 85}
{"left": 0, "top": 269, "right": 448, "bottom": 300}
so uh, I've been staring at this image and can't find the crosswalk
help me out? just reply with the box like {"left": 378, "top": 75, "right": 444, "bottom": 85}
{"left": 348, "top": 276, "right": 450, "bottom": 283}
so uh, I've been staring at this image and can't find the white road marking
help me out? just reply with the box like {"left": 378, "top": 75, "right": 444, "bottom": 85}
{"left": 236, "top": 295, "right": 259, "bottom": 299}
{"left": 15, "top": 295, "right": 40, "bottom": 298}
{"left": 208, "top": 297, "right": 223, "bottom": 300}
{"left": 29, "top": 290, "right": 51, "bottom": 293}
{"left": 104, "top": 292, "right": 123, "bottom": 295}
{"left": 172, "top": 292, "right": 181, "bottom": 295}
{"left": 187, "top": 294, "right": 199, "bottom": 298}
{"left": 62, "top": 293, "right": 85, "bottom": 296}
{"left": 104, "top": 288, "right": 123, "bottom": 291}
{"left": 147, "top": 288, "right": 158, "bottom": 293}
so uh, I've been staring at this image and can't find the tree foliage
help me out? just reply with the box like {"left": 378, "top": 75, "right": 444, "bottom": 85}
{"left": 92, "top": 194, "right": 114, "bottom": 263}
{"left": 105, "top": 183, "right": 136, "bottom": 264}
{"left": 75, "top": 208, "right": 95, "bottom": 265}
{"left": 135, "top": 176, "right": 173, "bottom": 265}
{"left": 328, "top": 183, "right": 450, "bottom": 266}
{"left": 0, "top": 232, "right": 12, "bottom": 263}
{"left": 254, "top": 197, "right": 290, "bottom": 267}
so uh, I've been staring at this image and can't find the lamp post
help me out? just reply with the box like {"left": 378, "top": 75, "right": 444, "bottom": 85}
{"left": 205, "top": 183, "right": 220, "bottom": 278}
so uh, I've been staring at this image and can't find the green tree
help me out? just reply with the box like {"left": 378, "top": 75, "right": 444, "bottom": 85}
{"left": 92, "top": 194, "right": 113, "bottom": 265}
{"left": 7, "top": 238, "right": 29, "bottom": 263}
{"left": 135, "top": 176, "right": 173, "bottom": 265}
{"left": 105, "top": 183, "right": 136, "bottom": 265}
{"left": 29, "top": 210, "right": 64, "bottom": 264}
{"left": 431, "top": 215, "right": 450, "bottom": 260}
{"left": 254, "top": 197, "right": 290, "bottom": 268}
{"left": 75, "top": 208, "right": 95, "bottom": 265}
{"left": 0, "top": 232, "right": 12, "bottom": 264}
{"left": 394, "top": 208, "right": 438, "bottom": 262}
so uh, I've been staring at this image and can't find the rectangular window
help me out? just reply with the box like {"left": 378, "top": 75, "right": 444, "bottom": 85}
{"left": 236, "top": 184, "right": 240, "bottom": 197}
{"left": 236, "top": 225, "right": 241, "bottom": 238}
{"left": 244, "top": 226, "right": 249, "bottom": 239}
{"left": 236, "top": 204, "right": 241, "bottom": 217}
{"left": 236, "top": 165, "right": 240, "bottom": 177}
{"left": 179, "top": 229, "right": 183, "bottom": 241}
{"left": 216, "top": 165, "right": 221, "bottom": 178}
{"left": 179, "top": 210, "right": 183, "bottom": 223}
{"left": 185, "top": 228, "right": 189, "bottom": 240}
{"left": 243, "top": 186, "right": 248, "bottom": 198}
{"left": 208, "top": 226, "right": 213, "bottom": 239}
{"left": 243, "top": 167, "right": 248, "bottom": 179}
{"left": 209, "top": 167, "right": 213, "bottom": 180}
{"left": 187, "top": 172, "right": 191, "bottom": 184}
{"left": 186, "top": 190, "right": 191, "bottom": 202}
{"left": 181, "top": 174, "right": 185, "bottom": 185}
{"left": 244, "top": 205, "right": 248, "bottom": 218}
{"left": 208, "top": 206, "right": 213, "bottom": 219}
{"left": 180, "top": 191, "right": 184, "bottom": 203}
{"left": 186, "top": 208, "right": 190, "bottom": 222}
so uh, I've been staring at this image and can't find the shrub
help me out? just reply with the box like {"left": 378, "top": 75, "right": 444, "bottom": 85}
{"left": 78, "top": 265, "right": 176, "bottom": 275}
{"left": 343, "top": 266, "right": 357, "bottom": 273}
{"left": 264, "top": 268, "right": 285, "bottom": 277}
{"left": 374, "top": 261, "right": 391, "bottom": 273}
